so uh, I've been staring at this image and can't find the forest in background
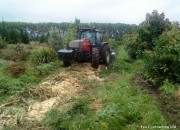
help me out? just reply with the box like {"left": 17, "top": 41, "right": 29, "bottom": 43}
{"left": 0, "top": 20, "right": 137, "bottom": 44}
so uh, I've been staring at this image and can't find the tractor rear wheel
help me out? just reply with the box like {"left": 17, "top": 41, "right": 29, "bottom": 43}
{"left": 100, "top": 44, "right": 110, "bottom": 65}
{"left": 63, "top": 60, "right": 71, "bottom": 67}
{"left": 91, "top": 48, "right": 99, "bottom": 69}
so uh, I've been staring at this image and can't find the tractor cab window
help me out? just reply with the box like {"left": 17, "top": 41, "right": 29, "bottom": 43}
{"left": 80, "top": 31, "right": 96, "bottom": 45}
{"left": 96, "top": 32, "right": 102, "bottom": 44}
{"left": 80, "top": 31, "right": 93, "bottom": 39}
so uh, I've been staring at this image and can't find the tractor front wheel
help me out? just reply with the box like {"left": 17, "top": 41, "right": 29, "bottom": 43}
{"left": 91, "top": 48, "right": 99, "bottom": 69}
{"left": 63, "top": 60, "right": 71, "bottom": 67}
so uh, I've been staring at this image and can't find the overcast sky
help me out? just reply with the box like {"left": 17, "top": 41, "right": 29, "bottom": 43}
{"left": 0, "top": 0, "right": 179, "bottom": 24}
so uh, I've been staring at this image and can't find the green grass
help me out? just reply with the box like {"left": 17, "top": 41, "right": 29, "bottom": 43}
{"left": 42, "top": 46, "right": 168, "bottom": 130}
{"left": 43, "top": 74, "right": 168, "bottom": 130}
{"left": 0, "top": 60, "right": 62, "bottom": 104}
{"left": 0, "top": 60, "right": 61, "bottom": 96}
{"left": 0, "top": 42, "right": 63, "bottom": 104}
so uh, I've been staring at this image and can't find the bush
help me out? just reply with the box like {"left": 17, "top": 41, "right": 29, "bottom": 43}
{"left": 123, "top": 33, "right": 144, "bottom": 59}
{"left": 29, "top": 47, "right": 56, "bottom": 65}
{"left": 48, "top": 27, "right": 64, "bottom": 51}
{"left": 108, "top": 38, "right": 118, "bottom": 50}
{"left": 144, "top": 28, "right": 180, "bottom": 85}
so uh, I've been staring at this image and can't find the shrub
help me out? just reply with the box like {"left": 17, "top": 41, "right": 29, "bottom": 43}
{"left": 123, "top": 33, "right": 144, "bottom": 59}
{"left": 29, "top": 47, "right": 56, "bottom": 65}
{"left": 48, "top": 27, "right": 64, "bottom": 51}
{"left": 108, "top": 38, "right": 118, "bottom": 50}
{"left": 144, "top": 28, "right": 180, "bottom": 85}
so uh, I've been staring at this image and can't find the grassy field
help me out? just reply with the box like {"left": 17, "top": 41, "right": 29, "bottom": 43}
{"left": 40, "top": 46, "right": 169, "bottom": 130}
{"left": 0, "top": 44, "right": 178, "bottom": 130}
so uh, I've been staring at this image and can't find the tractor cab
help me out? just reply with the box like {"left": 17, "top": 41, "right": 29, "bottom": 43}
{"left": 78, "top": 28, "right": 103, "bottom": 48}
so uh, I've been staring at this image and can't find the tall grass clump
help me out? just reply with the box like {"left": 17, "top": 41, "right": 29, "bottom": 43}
{"left": 160, "top": 79, "right": 179, "bottom": 99}
{"left": 29, "top": 47, "right": 56, "bottom": 65}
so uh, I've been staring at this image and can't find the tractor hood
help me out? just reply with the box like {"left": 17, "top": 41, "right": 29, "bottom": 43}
{"left": 69, "top": 40, "right": 81, "bottom": 48}
{"left": 69, "top": 39, "right": 90, "bottom": 49}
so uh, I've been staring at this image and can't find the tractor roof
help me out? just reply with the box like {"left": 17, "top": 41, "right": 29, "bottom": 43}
{"left": 79, "top": 28, "right": 101, "bottom": 32}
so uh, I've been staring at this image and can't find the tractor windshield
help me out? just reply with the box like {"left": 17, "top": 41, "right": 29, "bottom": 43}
{"left": 80, "top": 30, "right": 96, "bottom": 45}
{"left": 80, "top": 31, "right": 94, "bottom": 39}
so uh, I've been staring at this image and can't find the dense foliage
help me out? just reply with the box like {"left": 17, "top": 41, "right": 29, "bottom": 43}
{"left": 122, "top": 33, "right": 144, "bottom": 59}
{"left": 144, "top": 28, "right": 180, "bottom": 84}
{"left": 0, "top": 21, "right": 29, "bottom": 44}
{"left": 138, "top": 10, "right": 171, "bottom": 50}
{"left": 123, "top": 10, "right": 180, "bottom": 88}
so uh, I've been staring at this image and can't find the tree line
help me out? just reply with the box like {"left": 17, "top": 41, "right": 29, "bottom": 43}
{"left": 0, "top": 20, "right": 137, "bottom": 44}
{"left": 0, "top": 21, "right": 29, "bottom": 44}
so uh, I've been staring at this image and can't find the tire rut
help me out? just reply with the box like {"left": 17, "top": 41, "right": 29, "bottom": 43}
{"left": 133, "top": 75, "right": 180, "bottom": 127}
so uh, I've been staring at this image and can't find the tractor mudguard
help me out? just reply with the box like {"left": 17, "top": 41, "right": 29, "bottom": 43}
{"left": 99, "top": 42, "right": 107, "bottom": 51}
{"left": 58, "top": 49, "right": 73, "bottom": 60}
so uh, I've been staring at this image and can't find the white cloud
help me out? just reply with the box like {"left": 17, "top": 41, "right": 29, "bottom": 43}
{"left": 0, "top": 0, "right": 179, "bottom": 24}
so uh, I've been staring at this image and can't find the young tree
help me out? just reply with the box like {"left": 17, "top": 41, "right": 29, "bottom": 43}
{"left": 139, "top": 10, "right": 171, "bottom": 50}
{"left": 64, "top": 24, "right": 76, "bottom": 47}
{"left": 20, "top": 29, "right": 30, "bottom": 44}
{"left": 10, "top": 29, "right": 19, "bottom": 44}
{"left": 48, "top": 27, "right": 64, "bottom": 51}
{"left": 0, "top": 36, "right": 7, "bottom": 49}
{"left": 39, "top": 34, "right": 48, "bottom": 43}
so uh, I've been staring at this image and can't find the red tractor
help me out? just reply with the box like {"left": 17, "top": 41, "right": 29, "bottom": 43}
{"left": 58, "top": 28, "right": 115, "bottom": 68}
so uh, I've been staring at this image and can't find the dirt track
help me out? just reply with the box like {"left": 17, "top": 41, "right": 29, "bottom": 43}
{"left": 133, "top": 75, "right": 180, "bottom": 127}
{"left": 0, "top": 63, "right": 105, "bottom": 129}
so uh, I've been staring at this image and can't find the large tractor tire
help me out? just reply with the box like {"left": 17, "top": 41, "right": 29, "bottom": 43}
{"left": 91, "top": 48, "right": 99, "bottom": 69}
{"left": 63, "top": 60, "right": 71, "bottom": 67}
{"left": 100, "top": 44, "right": 111, "bottom": 65}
